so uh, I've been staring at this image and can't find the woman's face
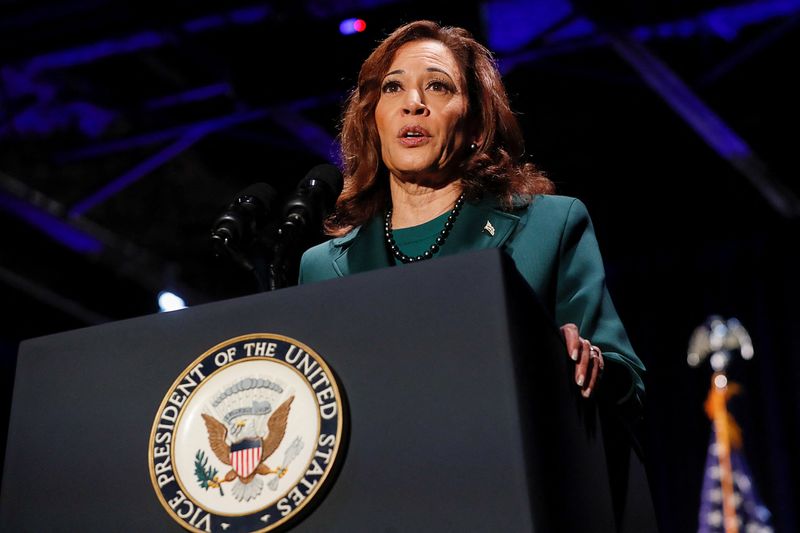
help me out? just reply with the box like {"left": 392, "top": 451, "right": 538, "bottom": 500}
{"left": 375, "top": 39, "right": 470, "bottom": 186}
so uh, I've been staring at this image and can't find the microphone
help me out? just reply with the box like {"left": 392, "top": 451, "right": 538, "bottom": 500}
{"left": 277, "top": 163, "right": 343, "bottom": 242}
{"left": 210, "top": 182, "right": 277, "bottom": 268}
{"left": 267, "top": 164, "right": 343, "bottom": 290}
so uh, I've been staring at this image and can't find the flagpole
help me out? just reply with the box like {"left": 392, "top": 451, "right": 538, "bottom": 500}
{"left": 706, "top": 372, "right": 738, "bottom": 533}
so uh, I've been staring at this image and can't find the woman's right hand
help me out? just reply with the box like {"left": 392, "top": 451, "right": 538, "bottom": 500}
{"left": 560, "top": 323, "right": 604, "bottom": 398}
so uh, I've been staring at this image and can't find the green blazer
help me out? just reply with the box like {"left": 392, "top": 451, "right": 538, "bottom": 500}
{"left": 299, "top": 194, "right": 645, "bottom": 417}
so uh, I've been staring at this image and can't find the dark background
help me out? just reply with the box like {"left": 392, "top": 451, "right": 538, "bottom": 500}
{"left": 1, "top": 1, "right": 798, "bottom": 531}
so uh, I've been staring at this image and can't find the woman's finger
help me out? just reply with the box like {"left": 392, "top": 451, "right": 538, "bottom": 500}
{"left": 559, "top": 323, "right": 580, "bottom": 361}
{"left": 575, "top": 338, "right": 591, "bottom": 388}
{"left": 582, "top": 345, "right": 604, "bottom": 398}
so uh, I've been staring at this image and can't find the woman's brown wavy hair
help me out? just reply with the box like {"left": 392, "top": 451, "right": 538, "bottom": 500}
{"left": 326, "top": 20, "right": 554, "bottom": 235}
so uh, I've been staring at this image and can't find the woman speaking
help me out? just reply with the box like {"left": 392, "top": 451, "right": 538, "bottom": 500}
{"left": 298, "top": 20, "right": 645, "bottom": 416}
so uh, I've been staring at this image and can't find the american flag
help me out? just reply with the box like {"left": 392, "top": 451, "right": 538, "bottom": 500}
{"left": 697, "top": 426, "right": 773, "bottom": 533}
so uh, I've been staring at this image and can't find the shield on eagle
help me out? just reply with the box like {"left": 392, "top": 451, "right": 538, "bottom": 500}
{"left": 230, "top": 438, "right": 263, "bottom": 478}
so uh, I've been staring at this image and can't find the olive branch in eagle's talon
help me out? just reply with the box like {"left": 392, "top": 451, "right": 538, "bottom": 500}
{"left": 194, "top": 450, "right": 225, "bottom": 496}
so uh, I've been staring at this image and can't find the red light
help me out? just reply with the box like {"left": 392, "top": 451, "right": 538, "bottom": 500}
{"left": 353, "top": 19, "right": 366, "bottom": 32}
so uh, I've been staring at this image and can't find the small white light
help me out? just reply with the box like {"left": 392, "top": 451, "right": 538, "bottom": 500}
{"left": 158, "top": 291, "right": 187, "bottom": 312}
{"left": 714, "top": 374, "right": 728, "bottom": 389}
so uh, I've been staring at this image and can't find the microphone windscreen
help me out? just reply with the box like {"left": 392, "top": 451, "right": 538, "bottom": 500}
{"left": 303, "top": 164, "right": 343, "bottom": 196}
{"left": 237, "top": 182, "right": 277, "bottom": 208}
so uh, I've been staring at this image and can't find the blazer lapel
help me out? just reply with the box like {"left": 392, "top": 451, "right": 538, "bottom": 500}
{"left": 331, "top": 200, "right": 521, "bottom": 277}
{"left": 437, "top": 200, "right": 520, "bottom": 257}
{"left": 332, "top": 218, "right": 391, "bottom": 277}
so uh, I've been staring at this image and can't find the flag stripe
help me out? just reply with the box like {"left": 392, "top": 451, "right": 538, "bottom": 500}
{"left": 230, "top": 446, "right": 261, "bottom": 478}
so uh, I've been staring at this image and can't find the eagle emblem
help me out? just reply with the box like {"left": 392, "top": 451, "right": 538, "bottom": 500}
{"left": 199, "top": 376, "right": 297, "bottom": 502}
{"left": 150, "top": 335, "right": 344, "bottom": 532}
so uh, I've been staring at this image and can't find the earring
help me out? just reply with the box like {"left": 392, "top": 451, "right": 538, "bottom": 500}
{"left": 469, "top": 142, "right": 478, "bottom": 151}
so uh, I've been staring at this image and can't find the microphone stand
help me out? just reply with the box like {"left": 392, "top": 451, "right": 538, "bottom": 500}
{"left": 251, "top": 252, "right": 271, "bottom": 293}
{"left": 212, "top": 234, "right": 270, "bottom": 293}
{"left": 267, "top": 212, "right": 305, "bottom": 291}
{"left": 267, "top": 249, "right": 285, "bottom": 291}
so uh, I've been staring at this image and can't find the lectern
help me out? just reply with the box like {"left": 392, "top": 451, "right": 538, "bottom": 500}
{"left": 1, "top": 249, "right": 657, "bottom": 532}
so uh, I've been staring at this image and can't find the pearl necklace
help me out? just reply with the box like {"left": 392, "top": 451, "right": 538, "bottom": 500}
{"left": 384, "top": 193, "right": 466, "bottom": 263}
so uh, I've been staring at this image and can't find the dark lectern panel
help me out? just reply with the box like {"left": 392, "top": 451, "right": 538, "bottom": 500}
{"left": 2, "top": 249, "right": 619, "bottom": 532}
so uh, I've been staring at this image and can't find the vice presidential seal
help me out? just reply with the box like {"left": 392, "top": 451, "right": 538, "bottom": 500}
{"left": 148, "top": 334, "right": 345, "bottom": 532}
